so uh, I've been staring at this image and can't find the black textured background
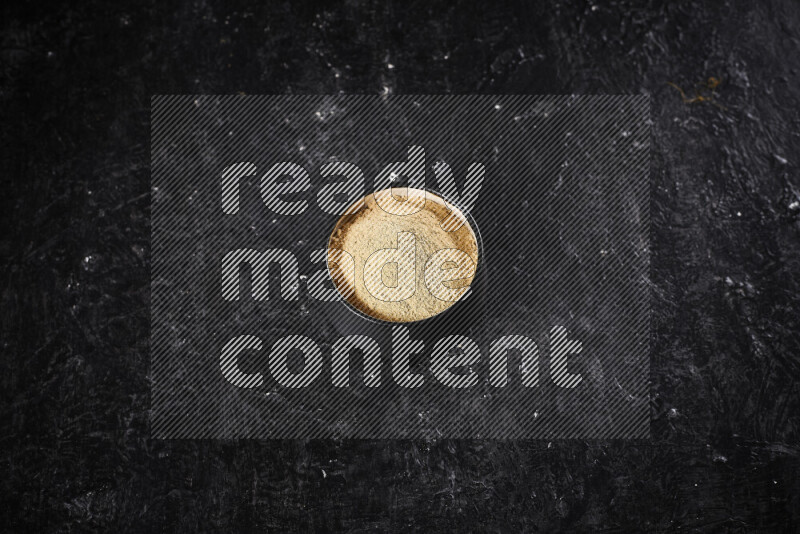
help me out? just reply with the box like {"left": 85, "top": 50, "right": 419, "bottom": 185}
{"left": 2, "top": 0, "right": 799, "bottom": 531}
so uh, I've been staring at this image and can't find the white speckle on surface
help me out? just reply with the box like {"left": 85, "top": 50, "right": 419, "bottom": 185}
{"left": 81, "top": 254, "right": 97, "bottom": 271}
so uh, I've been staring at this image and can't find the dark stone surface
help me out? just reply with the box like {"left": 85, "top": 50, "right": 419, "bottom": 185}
{"left": 2, "top": 0, "right": 799, "bottom": 531}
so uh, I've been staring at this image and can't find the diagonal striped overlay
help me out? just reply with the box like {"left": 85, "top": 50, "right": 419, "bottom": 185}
{"left": 151, "top": 95, "right": 650, "bottom": 439}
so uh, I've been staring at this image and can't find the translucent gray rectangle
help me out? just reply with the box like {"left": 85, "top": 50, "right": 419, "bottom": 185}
{"left": 151, "top": 95, "right": 650, "bottom": 438}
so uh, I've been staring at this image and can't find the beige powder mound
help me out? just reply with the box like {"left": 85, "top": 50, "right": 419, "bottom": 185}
{"left": 328, "top": 188, "right": 479, "bottom": 323}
